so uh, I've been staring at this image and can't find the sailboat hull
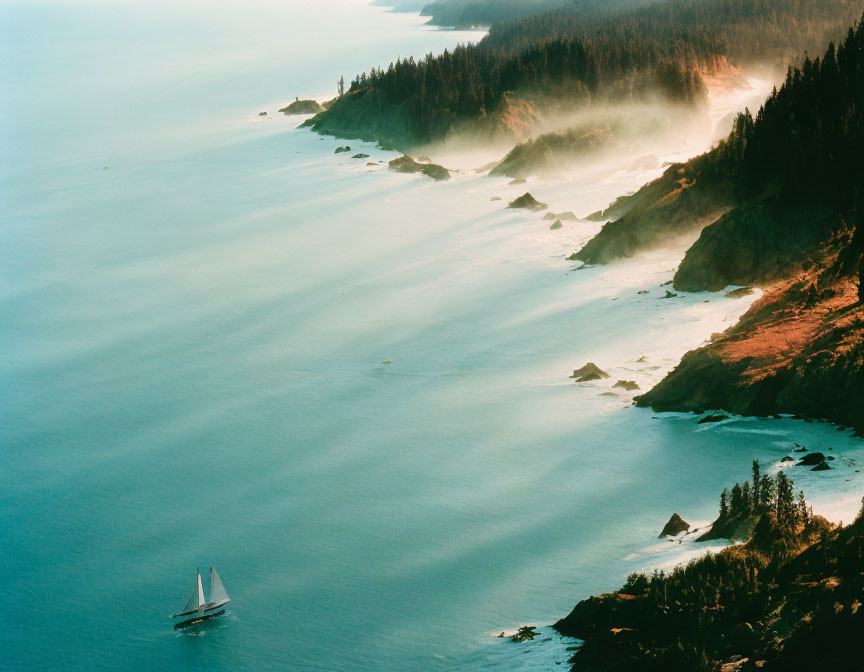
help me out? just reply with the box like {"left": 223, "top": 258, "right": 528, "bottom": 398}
{"left": 173, "top": 608, "right": 225, "bottom": 630}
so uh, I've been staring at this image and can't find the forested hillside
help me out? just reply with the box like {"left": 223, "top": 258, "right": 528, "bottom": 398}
{"left": 305, "top": 0, "right": 862, "bottom": 149}
{"left": 571, "top": 14, "right": 864, "bottom": 433}
{"left": 555, "top": 468, "right": 864, "bottom": 671}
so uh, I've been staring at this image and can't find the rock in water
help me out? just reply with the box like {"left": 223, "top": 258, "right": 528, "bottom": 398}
{"left": 725, "top": 287, "right": 754, "bottom": 298}
{"left": 334, "top": 146, "right": 351, "bottom": 153}
{"left": 797, "top": 452, "right": 826, "bottom": 466}
{"left": 258, "top": 111, "right": 268, "bottom": 116}
{"left": 698, "top": 414, "right": 729, "bottom": 424}
{"left": 550, "top": 219, "right": 562, "bottom": 230}
{"left": 352, "top": 153, "right": 370, "bottom": 159}
{"left": 388, "top": 155, "right": 450, "bottom": 181}
{"left": 659, "top": 513, "right": 690, "bottom": 537}
{"left": 507, "top": 192, "right": 547, "bottom": 212}
{"left": 613, "top": 380, "right": 640, "bottom": 391}
{"left": 279, "top": 99, "right": 322, "bottom": 115}
{"left": 420, "top": 163, "right": 450, "bottom": 181}
{"left": 544, "top": 211, "right": 579, "bottom": 221}
{"left": 509, "top": 626, "right": 538, "bottom": 642}
{"left": 570, "top": 362, "right": 609, "bottom": 381}
{"left": 508, "top": 178, "right": 527, "bottom": 185}
{"left": 811, "top": 460, "right": 832, "bottom": 471}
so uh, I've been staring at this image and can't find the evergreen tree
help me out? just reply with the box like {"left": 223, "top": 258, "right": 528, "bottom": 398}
{"left": 760, "top": 474, "right": 775, "bottom": 509}
{"left": 730, "top": 483, "right": 743, "bottom": 515}
{"left": 741, "top": 481, "right": 752, "bottom": 511}
{"left": 751, "top": 459, "right": 761, "bottom": 508}
{"left": 797, "top": 490, "right": 810, "bottom": 527}
{"left": 719, "top": 488, "right": 729, "bottom": 519}
{"left": 775, "top": 471, "right": 796, "bottom": 530}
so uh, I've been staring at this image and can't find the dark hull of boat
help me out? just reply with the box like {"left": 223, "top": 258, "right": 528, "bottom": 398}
{"left": 173, "top": 609, "right": 225, "bottom": 630}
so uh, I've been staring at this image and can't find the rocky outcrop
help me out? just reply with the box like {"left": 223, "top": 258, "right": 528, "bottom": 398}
{"left": 673, "top": 198, "right": 835, "bottom": 291}
{"left": 500, "top": 625, "right": 538, "bottom": 642}
{"left": 698, "top": 413, "right": 729, "bottom": 423}
{"left": 490, "top": 128, "right": 614, "bottom": 178}
{"left": 507, "top": 192, "right": 547, "bottom": 212}
{"left": 543, "top": 211, "right": 578, "bottom": 221}
{"left": 280, "top": 98, "right": 322, "bottom": 115}
{"left": 549, "top": 219, "right": 562, "bottom": 230}
{"left": 636, "top": 252, "right": 864, "bottom": 435}
{"left": 556, "top": 510, "right": 861, "bottom": 672}
{"left": 613, "top": 380, "right": 640, "bottom": 391}
{"left": 388, "top": 156, "right": 451, "bottom": 181}
{"left": 659, "top": 513, "right": 690, "bottom": 537}
{"left": 796, "top": 452, "right": 826, "bottom": 467}
{"left": 570, "top": 362, "right": 609, "bottom": 381}
{"left": 570, "top": 161, "right": 735, "bottom": 264}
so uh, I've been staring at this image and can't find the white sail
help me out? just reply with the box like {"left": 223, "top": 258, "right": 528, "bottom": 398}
{"left": 209, "top": 566, "right": 229, "bottom": 605}
{"left": 196, "top": 568, "right": 205, "bottom": 607}
{"left": 179, "top": 568, "right": 205, "bottom": 614}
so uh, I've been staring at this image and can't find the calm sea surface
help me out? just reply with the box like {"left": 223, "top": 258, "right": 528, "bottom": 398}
{"left": 2, "top": 2, "right": 863, "bottom": 670}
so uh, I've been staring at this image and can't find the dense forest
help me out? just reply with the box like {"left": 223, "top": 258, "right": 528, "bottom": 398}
{"left": 704, "top": 23, "right": 864, "bottom": 212}
{"left": 575, "top": 10, "right": 864, "bottom": 267}
{"left": 305, "top": 0, "right": 863, "bottom": 149}
{"left": 555, "top": 462, "right": 864, "bottom": 670}
{"left": 572, "top": 13, "right": 864, "bottom": 436}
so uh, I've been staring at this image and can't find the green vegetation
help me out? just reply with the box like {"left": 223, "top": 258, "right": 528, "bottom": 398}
{"left": 704, "top": 21, "right": 864, "bottom": 211}
{"left": 574, "top": 10, "right": 864, "bottom": 280}
{"left": 554, "top": 462, "right": 864, "bottom": 671}
{"left": 305, "top": 0, "right": 862, "bottom": 149}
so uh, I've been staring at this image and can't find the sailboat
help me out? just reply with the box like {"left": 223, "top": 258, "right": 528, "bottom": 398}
{"left": 171, "top": 566, "right": 230, "bottom": 629}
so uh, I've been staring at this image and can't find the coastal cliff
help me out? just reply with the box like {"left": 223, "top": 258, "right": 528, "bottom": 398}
{"left": 555, "top": 488, "right": 864, "bottom": 671}
{"left": 571, "top": 160, "right": 735, "bottom": 264}
{"left": 637, "top": 242, "right": 864, "bottom": 434}
{"left": 573, "top": 16, "right": 864, "bottom": 433}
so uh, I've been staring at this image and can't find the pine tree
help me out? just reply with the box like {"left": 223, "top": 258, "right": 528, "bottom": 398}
{"left": 797, "top": 490, "right": 809, "bottom": 527}
{"left": 730, "top": 483, "right": 743, "bottom": 515}
{"left": 775, "top": 472, "right": 796, "bottom": 530}
{"left": 741, "top": 481, "right": 752, "bottom": 511}
{"left": 720, "top": 488, "right": 729, "bottom": 518}
{"left": 760, "top": 474, "right": 775, "bottom": 509}
{"left": 751, "top": 460, "right": 761, "bottom": 508}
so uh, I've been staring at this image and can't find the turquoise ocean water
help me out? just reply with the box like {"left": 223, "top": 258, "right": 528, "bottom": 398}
{"left": 2, "top": 2, "right": 863, "bottom": 670}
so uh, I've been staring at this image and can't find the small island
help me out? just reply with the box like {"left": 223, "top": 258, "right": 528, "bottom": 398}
{"left": 280, "top": 97, "right": 322, "bottom": 115}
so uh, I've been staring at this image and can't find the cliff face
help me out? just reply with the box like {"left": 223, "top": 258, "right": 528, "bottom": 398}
{"left": 489, "top": 127, "right": 614, "bottom": 178}
{"left": 673, "top": 199, "right": 836, "bottom": 291}
{"left": 637, "top": 243, "right": 864, "bottom": 434}
{"left": 571, "top": 161, "right": 736, "bottom": 264}
{"left": 554, "top": 512, "right": 864, "bottom": 671}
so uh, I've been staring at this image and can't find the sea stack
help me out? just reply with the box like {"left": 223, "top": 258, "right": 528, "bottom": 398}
{"left": 659, "top": 513, "right": 690, "bottom": 537}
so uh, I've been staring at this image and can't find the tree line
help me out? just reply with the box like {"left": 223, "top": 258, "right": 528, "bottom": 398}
{"left": 708, "top": 12, "right": 864, "bottom": 212}
{"left": 309, "top": 0, "right": 863, "bottom": 147}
